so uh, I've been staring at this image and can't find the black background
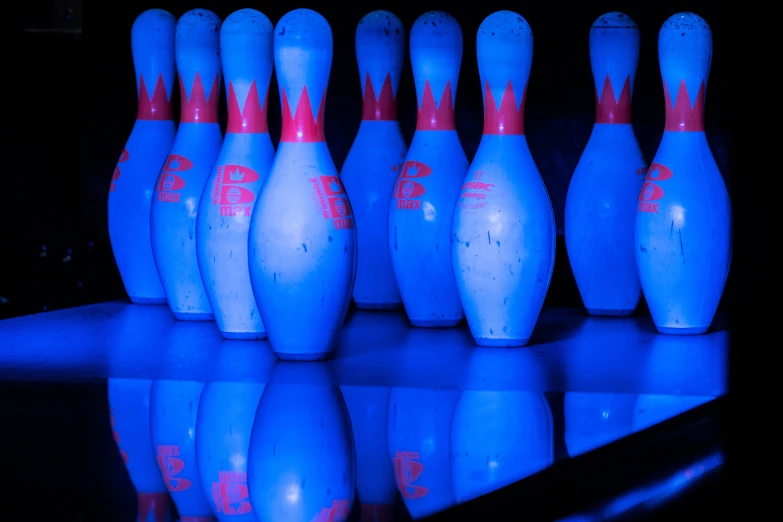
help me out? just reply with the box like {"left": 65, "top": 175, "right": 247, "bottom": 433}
{"left": 0, "top": 0, "right": 728, "bottom": 319}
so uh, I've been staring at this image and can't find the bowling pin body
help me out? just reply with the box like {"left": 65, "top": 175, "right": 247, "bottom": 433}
{"left": 340, "top": 11, "right": 405, "bottom": 310}
{"left": 341, "top": 386, "right": 397, "bottom": 521}
{"left": 151, "top": 9, "right": 223, "bottom": 321}
{"left": 108, "top": 9, "right": 175, "bottom": 304}
{"left": 197, "top": 381, "right": 266, "bottom": 521}
{"left": 248, "top": 363, "right": 356, "bottom": 522}
{"left": 450, "top": 391, "right": 553, "bottom": 503}
{"left": 635, "top": 13, "right": 731, "bottom": 334}
{"left": 108, "top": 378, "right": 173, "bottom": 522}
{"left": 386, "top": 388, "right": 458, "bottom": 519}
{"left": 451, "top": 11, "right": 555, "bottom": 346}
{"left": 150, "top": 380, "right": 215, "bottom": 521}
{"left": 564, "top": 392, "right": 636, "bottom": 457}
{"left": 565, "top": 12, "right": 647, "bottom": 317}
{"left": 248, "top": 9, "right": 357, "bottom": 360}
{"left": 388, "top": 11, "right": 467, "bottom": 328}
{"left": 197, "top": 9, "right": 275, "bottom": 339}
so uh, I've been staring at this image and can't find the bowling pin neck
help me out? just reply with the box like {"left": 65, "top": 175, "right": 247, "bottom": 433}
{"left": 590, "top": 12, "right": 638, "bottom": 125}
{"left": 659, "top": 12, "right": 711, "bottom": 132}
{"left": 356, "top": 10, "right": 405, "bottom": 122}
{"left": 227, "top": 81, "right": 270, "bottom": 133}
{"left": 179, "top": 73, "right": 220, "bottom": 124}
{"left": 476, "top": 11, "right": 533, "bottom": 136}
{"left": 275, "top": 9, "right": 333, "bottom": 143}
{"left": 132, "top": 10, "right": 176, "bottom": 122}
{"left": 411, "top": 11, "right": 462, "bottom": 132}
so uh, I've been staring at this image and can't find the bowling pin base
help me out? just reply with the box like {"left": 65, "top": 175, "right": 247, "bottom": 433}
{"left": 274, "top": 351, "right": 332, "bottom": 362}
{"left": 222, "top": 330, "right": 268, "bottom": 340}
{"left": 172, "top": 311, "right": 214, "bottom": 321}
{"left": 361, "top": 503, "right": 392, "bottom": 522}
{"left": 656, "top": 325, "right": 709, "bottom": 335}
{"left": 137, "top": 492, "right": 171, "bottom": 522}
{"left": 354, "top": 301, "right": 403, "bottom": 311}
{"left": 587, "top": 308, "right": 635, "bottom": 317}
{"left": 474, "top": 337, "right": 530, "bottom": 348}
{"left": 409, "top": 318, "right": 462, "bottom": 328}
{"left": 129, "top": 296, "right": 167, "bottom": 305}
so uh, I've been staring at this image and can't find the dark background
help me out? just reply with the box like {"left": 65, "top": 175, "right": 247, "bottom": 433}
{"left": 0, "top": 0, "right": 728, "bottom": 320}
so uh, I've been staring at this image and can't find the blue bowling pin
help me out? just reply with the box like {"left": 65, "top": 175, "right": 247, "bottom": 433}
{"left": 108, "top": 378, "right": 173, "bottom": 522}
{"left": 248, "top": 9, "right": 357, "bottom": 360}
{"left": 149, "top": 379, "right": 215, "bottom": 521}
{"left": 341, "top": 386, "right": 397, "bottom": 521}
{"left": 247, "top": 363, "right": 356, "bottom": 522}
{"left": 340, "top": 10, "right": 406, "bottom": 311}
{"left": 563, "top": 392, "right": 636, "bottom": 457}
{"left": 108, "top": 9, "right": 175, "bottom": 305}
{"left": 197, "top": 9, "right": 275, "bottom": 340}
{"left": 386, "top": 387, "right": 458, "bottom": 519}
{"left": 151, "top": 9, "right": 223, "bottom": 321}
{"left": 565, "top": 12, "right": 647, "bottom": 317}
{"left": 388, "top": 11, "right": 467, "bottom": 328}
{"left": 196, "top": 340, "right": 275, "bottom": 521}
{"left": 450, "top": 391, "right": 553, "bottom": 503}
{"left": 451, "top": 11, "right": 555, "bottom": 346}
{"left": 635, "top": 13, "right": 731, "bottom": 334}
{"left": 632, "top": 394, "right": 715, "bottom": 432}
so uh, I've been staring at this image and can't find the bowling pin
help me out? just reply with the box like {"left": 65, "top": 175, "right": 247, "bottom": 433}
{"left": 247, "top": 363, "right": 356, "bottom": 521}
{"left": 108, "top": 378, "right": 173, "bottom": 522}
{"left": 386, "top": 387, "right": 458, "bottom": 519}
{"left": 197, "top": 9, "right": 275, "bottom": 339}
{"left": 565, "top": 12, "right": 647, "bottom": 317}
{"left": 149, "top": 379, "right": 215, "bottom": 521}
{"left": 450, "top": 391, "right": 553, "bottom": 503}
{"left": 341, "top": 385, "right": 397, "bottom": 521}
{"left": 340, "top": 10, "right": 406, "bottom": 310}
{"left": 388, "top": 11, "right": 467, "bottom": 328}
{"left": 248, "top": 9, "right": 357, "bottom": 360}
{"left": 451, "top": 11, "right": 555, "bottom": 346}
{"left": 635, "top": 13, "right": 731, "bottom": 334}
{"left": 151, "top": 9, "right": 223, "bottom": 321}
{"left": 563, "top": 392, "right": 636, "bottom": 457}
{"left": 108, "top": 9, "right": 175, "bottom": 305}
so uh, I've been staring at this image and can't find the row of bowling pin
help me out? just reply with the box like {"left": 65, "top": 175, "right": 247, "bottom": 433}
{"left": 107, "top": 7, "right": 729, "bottom": 362}
{"left": 109, "top": 372, "right": 713, "bottom": 522}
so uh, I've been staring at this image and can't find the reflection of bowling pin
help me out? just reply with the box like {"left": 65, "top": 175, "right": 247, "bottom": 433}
{"left": 386, "top": 388, "right": 458, "bottom": 519}
{"left": 248, "top": 363, "right": 356, "bottom": 521}
{"left": 635, "top": 12, "right": 731, "bottom": 334}
{"left": 340, "top": 10, "right": 406, "bottom": 311}
{"left": 565, "top": 12, "right": 647, "bottom": 317}
{"left": 151, "top": 9, "right": 223, "bottom": 321}
{"left": 149, "top": 380, "right": 215, "bottom": 521}
{"left": 388, "top": 11, "right": 467, "bottom": 328}
{"left": 108, "top": 9, "right": 175, "bottom": 305}
{"left": 248, "top": 9, "right": 357, "bottom": 360}
{"left": 451, "top": 11, "right": 554, "bottom": 347}
{"left": 108, "top": 378, "right": 173, "bottom": 522}
{"left": 341, "top": 386, "right": 397, "bottom": 521}
{"left": 450, "top": 391, "right": 553, "bottom": 503}
{"left": 632, "top": 394, "right": 714, "bottom": 432}
{"left": 197, "top": 9, "right": 275, "bottom": 340}
{"left": 196, "top": 340, "right": 275, "bottom": 521}
{"left": 564, "top": 392, "right": 636, "bottom": 457}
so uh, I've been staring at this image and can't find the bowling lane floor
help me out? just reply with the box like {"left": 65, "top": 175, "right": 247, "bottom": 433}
{"left": 0, "top": 301, "right": 726, "bottom": 520}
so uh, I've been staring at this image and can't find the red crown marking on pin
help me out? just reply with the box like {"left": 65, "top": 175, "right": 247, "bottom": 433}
{"left": 280, "top": 86, "right": 326, "bottom": 143}
{"left": 417, "top": 80, "right": 455, "bottom": 131}
{"left": 179, "top": 73, "right": 219, "bottom": 124}
{"left": 137, "top": 492, "right": 169, "bottom": 522}
{"left": 362, "top": 73, "right": 397, "bottom": 121}
{"left": 137, "top": 74, "right": 173, "bottom": 121}
{"left": 227, "top": 81, "right": 269, "bottom": 133}
{"left": 595, "top": 75, "right": 632, "bottom": 124}
{"left": 663, "top": 79, "right": 705, "bottom": 132}
{"left": 483, "top": 80, "right": 526, "bottom": 135}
